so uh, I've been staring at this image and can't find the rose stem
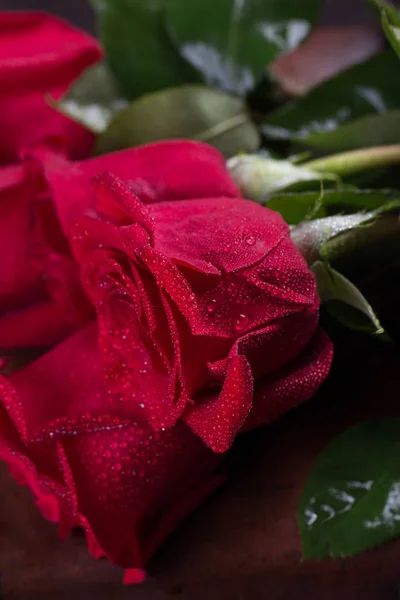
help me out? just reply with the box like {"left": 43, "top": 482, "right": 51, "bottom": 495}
{"left": 302, "top": 144, "right": 400, "bottom": 177}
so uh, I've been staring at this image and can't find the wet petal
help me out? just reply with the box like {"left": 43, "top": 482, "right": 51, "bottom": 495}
{"left": 30, "top": 140, "right": 240, "bottom": 232}
{"left": 0, "top": 330, "right": 222, "bottom": 573}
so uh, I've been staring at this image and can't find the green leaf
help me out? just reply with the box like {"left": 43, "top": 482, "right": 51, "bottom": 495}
{"left": 369, "top": 0, "right": 400, "bottom": 24}
{"left": 262, "top": 50, "right": 400, "bottom": 141}
{"left": 266, "top": 190, "right": 326, "bottom": 224}
{"left": 382, "top": 11, "right": 400, "bottom": 57}
{"left": 369, "top": 0, "right": 400, "bottom": 57}
{"left": 53, "top": 62, "right": 128, "bottom": 134}
{"left": 299, "top": 419, "right": 400, "bottom": 559}
{"left": 227, "top": 154, "right": 336, "bottom": 202}
{"left": 267, "top": 188, "right": 399, "bottom": 225}
{"left": 290, "top": 212, "right": 381, "bottom": 264}
{"left": 90, "top": 0, "right": 201, "bottom": 99}
{"left": 296, "top": 109, "right": 400, "bottom": 152}
{"left": 165, "top": 0, "right": 322, "bottom": 96}
{"left": 311, "top": 261, "right": 384, "bottom": 334}
{"left": 291, "top": 200, "right": 400, "bottom": 262}
{"left": 94, "top": 85, "right": 260, "bottom": 157}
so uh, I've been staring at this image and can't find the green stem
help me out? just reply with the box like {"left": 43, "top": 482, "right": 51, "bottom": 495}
{"left": 303, "top": 145, "right": 400, "bottom": 177}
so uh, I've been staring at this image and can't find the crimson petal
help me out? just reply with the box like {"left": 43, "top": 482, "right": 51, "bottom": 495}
{"left": 0, "top": 12, "right": 101, "bottom": 163}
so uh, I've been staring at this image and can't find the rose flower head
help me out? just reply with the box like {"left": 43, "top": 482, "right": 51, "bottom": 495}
{"left": 0, "top": 141, "right": 332, "bottom": 578}
{"left": 63, "top": 142, "right": 333, "bottom": 453}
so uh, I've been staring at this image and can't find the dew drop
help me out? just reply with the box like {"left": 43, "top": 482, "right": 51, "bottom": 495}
{"left": 245, "top": 235, "right": 256, "bottom": 246}
{"left": 206, "top": 299, "right": 217, "bottom": 314}
{"left": 234, "top": 313, "right": 249, "bottom": 331}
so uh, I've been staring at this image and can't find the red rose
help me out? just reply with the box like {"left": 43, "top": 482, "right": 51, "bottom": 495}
{"left": 0, "top": 140, "right": 333, "bottom": 577}
{"left": 0, "top": 12, "right": 101, "bottom": 165}
{"left": 32, "top": 141, "right": 333, "bottom": 452}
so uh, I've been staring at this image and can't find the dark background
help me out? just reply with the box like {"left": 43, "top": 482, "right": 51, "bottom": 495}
{"left": 0, "top": 0, "right": 384, "bottom": 34}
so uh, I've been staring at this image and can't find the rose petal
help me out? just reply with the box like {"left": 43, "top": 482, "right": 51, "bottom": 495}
{"left": 0, "top": 299, "right": 79, "bottom": 350}
{"left": 244, "top": 327, "right": 334, "bottom": 430}
{"left": 5, "top": 324, "right": 102, "bottom": 440}
{"left": 0, "top": 327, "right": 222, "bottom": 573}
{"left": 148, "top": 197, "right": 288, "bottom": 275}
{"left": 30, "top": 140, "right": 241, "bottom": 232}
{"left": 0, "top": 11, "right": 101, "bottom": 163}
{"left": 185, "top": 355, "right": 253, "bottom": 453}
{"left": 0, "top": 164, "right": 46, "bottom": 312}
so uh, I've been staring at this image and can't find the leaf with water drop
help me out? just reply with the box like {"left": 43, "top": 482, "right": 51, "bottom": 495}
{"left": 319, "top": 201, "right": 400, "bottom": 278}
{"left": 299, "top": 419, "right": 400, "bottom": 559}
{"left": 290, "top": 200, "right": 400, "bottom": 266}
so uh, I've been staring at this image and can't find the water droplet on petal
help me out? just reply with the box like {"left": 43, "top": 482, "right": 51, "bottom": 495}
{"left": 234, "top": 313, "right": 249, "bottom": 331}
{"left": 206, "top": 299, "right": 217, "bottom": 314}
{"left": 245, "top": 235, "right": 256, "bottom": 246}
